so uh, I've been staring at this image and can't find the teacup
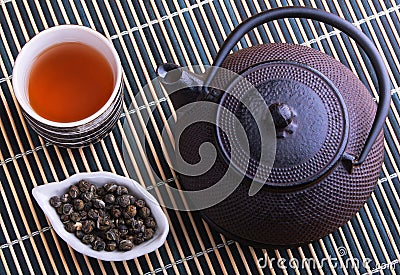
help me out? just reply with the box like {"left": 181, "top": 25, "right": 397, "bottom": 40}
{"left": 13, "top": 25, "right": 123, "bottom": 148}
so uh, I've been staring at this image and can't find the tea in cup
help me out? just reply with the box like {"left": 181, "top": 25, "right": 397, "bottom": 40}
{"left": 13, "top": 25, "right": 123, "bottom": 147}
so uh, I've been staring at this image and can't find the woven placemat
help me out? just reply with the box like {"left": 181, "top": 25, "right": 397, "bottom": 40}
{"left": 0, "top": 0, "right": 399, "bottom": 274}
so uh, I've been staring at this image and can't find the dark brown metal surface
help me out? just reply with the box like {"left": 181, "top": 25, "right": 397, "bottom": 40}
{"left": 217, "top": 60, "right": 349, "bottom": 187}
{"left": 177, "top": 43, "right": 384, "bottom": 246}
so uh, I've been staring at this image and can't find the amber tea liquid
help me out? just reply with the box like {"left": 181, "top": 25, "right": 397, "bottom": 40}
{"left": 28, "top": 42, "right": 114, "bottom": 123}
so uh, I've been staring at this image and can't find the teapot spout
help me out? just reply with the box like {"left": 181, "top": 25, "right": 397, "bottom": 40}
{"left": 157, "top": 63, "right": 206, "bottom": 110}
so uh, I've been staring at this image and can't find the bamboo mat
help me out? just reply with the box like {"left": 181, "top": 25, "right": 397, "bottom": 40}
{"left": 0, "top": 0, "right": 399, "bottom": 274}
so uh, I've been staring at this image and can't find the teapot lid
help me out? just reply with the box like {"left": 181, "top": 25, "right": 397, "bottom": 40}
{"left": 216, "top": 61, "right": 349, "bottom": 188}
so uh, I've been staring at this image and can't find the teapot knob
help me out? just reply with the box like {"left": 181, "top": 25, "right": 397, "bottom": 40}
{"left": 206, "top": 6, "right": 390, "bottom": 170}
{"left": 269, "top": 103, "right": 293, "bottom": 129}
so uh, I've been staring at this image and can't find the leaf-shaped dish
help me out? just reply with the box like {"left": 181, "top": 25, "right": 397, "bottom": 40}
{"left": 32, "top": 172, "right": 169, "bottom": 261}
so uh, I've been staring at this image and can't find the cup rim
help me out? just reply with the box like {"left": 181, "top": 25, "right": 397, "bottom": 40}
{"left": 12, "top": 24, "right": 122, "bottom": 128}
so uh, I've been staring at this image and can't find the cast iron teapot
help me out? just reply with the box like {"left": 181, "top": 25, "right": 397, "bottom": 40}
{"left": 157, "top": 7, "right": 390, "bottom": 247}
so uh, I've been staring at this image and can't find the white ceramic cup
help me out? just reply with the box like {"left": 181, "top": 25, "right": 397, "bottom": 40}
{"left": 13, "top": 25, "right": 123, "bottom": 147}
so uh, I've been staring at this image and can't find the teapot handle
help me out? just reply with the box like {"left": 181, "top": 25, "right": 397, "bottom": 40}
{"left": 205, "top": 6, "right": 390, "bottom": 170}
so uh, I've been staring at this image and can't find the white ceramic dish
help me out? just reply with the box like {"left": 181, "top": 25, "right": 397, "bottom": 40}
{"left": 32, "top": 172, "right": 169, "bottom": 261}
